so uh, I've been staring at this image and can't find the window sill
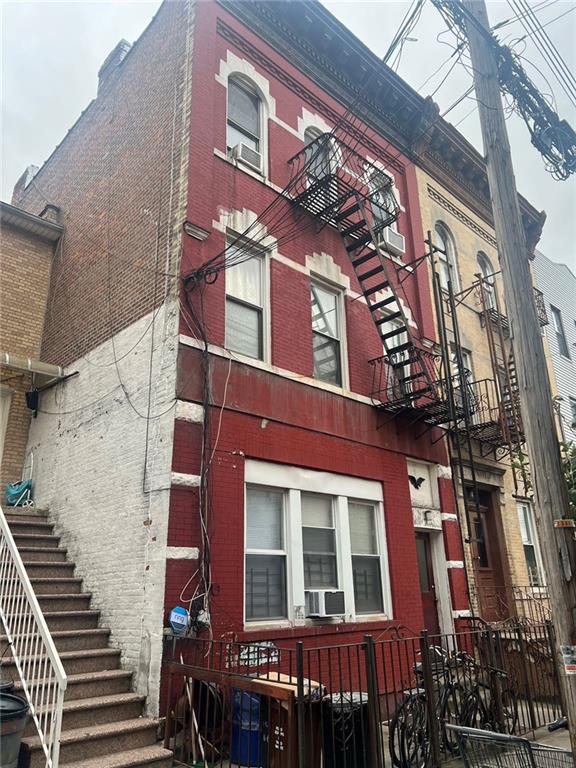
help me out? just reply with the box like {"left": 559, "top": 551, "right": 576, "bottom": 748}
{"left": 244, "top": 614, "right": 392, "bottom": 633}
{"left": 214, "top": 148, "right": 285, "bottom": 194}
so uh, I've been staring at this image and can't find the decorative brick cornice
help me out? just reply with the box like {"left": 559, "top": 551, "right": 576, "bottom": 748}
{"left": 427, "top": 185, "right": 497, "bottom": 249}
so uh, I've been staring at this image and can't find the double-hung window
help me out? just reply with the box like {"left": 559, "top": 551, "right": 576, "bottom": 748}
{"left": 311, "top": 282, "right": 343, "bottom": 386}
{"left": 517, "top": 502, "right": 544, "bottom": 587}
{"left": 245, "top": 487, "right": 287, "bottom": 621}
{"left": 349, "top": 502, "right": 384, "bottom": 614}
{"left": 225, "top": 244, "right": 265, "bottom": 360}
{"left": 302, "top": 494, "right": 338, "bottom": 589}
{"left": 434, "top": 223, "right": 459, "bottom": 291}
{"left": 227, "top": 78, "right": 261, "bottom": 153}
{"left": 550, "top": 305, "right": 570, "bottom": 358}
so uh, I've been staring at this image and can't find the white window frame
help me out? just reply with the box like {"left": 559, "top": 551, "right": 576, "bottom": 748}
{"left": 310, "top": 278, "right": 349, "bottom": 389}
{"left": 477, "top": 252, "right": 496, "bottom": 310}
{"left": 550, "top": 305, "right": 570, "bottom": 359}
{"left": 517, "top": 501, "right": 545, "bottom": 587}
{"left": 224, "top": 237, "right": 270, "bottom": 363}
{"left": 434, "top": 223, "right": 460, "bottom": 292}
{"left": 243, "top": 461, "right": 391, "bottom": 627}
{"left": 0, "top": 387, "right": 13, "bottom": 462}
{"left": 227, "top": 76, "right": 262, "bottom": 154}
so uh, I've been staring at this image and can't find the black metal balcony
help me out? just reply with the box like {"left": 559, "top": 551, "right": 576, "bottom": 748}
{"left": 458, "top": 377, "right": 524, "bottom": 448}
{"left": 287, "top": 133, "right": 400, "bottom": 232}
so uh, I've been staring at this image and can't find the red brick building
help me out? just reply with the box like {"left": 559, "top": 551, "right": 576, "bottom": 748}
{"left": 8, "top": 0, "right": 543, "bottom": 714}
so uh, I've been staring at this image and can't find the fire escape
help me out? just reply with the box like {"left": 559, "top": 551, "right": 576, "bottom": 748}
{"left": 288, "top": 133, "right": 467, "bottom": 428}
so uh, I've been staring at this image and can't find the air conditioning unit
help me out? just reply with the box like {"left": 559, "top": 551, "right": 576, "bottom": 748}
{"left": 379, "top": 226, "right": 405, "bottom": 256}
{"left": 231, "top": 143, "right": 263, "bottom": 174}
{"left": 305, "top": 590, "right": 346, "bottom": 618}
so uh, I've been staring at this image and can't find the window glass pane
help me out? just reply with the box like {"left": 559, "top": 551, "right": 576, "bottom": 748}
{"left": 524, "top": 546, "right": 541, "bottom": 586}
{"left": 303, "top": 527, "right": 335, "bottom": 553}
{"left": 228, "top": 80, "right": 260, "bottom": 138}
{"left": 349, "top": 502, "right": 378, "bottom": 555}
{"left": 305, "top": 131, "right": 331, "bottom": 182}
{"left": 301, "top": 494, "right": 332, "bottom": 527}
{"left": 352, "top": 556, "right": 383, "bottom": 614}
{"left": 245, "top": 554, "right": 286, "bottom": 620}
{"left": 246, "top": 487, "right": 283, "bottom": 550}
{"left": 311, "top": 284, "right": 339, "bottom": 338}
{"left": 227, "top": 123, "right": 258, "bottom": 152}
{"left": 517, "top": 504, "right": 532, "bottom": 545}
{"left": 304, "top": 554, "right": 337, "bottom": 589}
{"left": 226, "top": 299, "right": 262, "bottom": 359}
{"left": 415, "top": 537, "right": 430, "bottom": 592}
{"left": 226, "top": 253, "right": 262, "bottom": 306}
{"left": 550, "top": 306, "right": 570, "bottom": 357}
{"left": 313, "top": 334, "right": 341, "bottom": 385}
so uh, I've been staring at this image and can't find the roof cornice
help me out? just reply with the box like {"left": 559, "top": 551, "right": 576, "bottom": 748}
{"left": 1, "top": 201, "right": 63, "bottom": 243}
{"left": 218, "top": 0, "right": 544, "bottom": 245}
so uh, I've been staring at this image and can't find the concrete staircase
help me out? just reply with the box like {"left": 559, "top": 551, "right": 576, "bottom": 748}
{"left": 2, "top": 509, "right": 172, "bottom": 768}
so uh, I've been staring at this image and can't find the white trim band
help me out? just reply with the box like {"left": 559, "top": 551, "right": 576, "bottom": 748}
{"left": 446, "top": 560, "right": 465, "bottom": 569}
{"left": 166, "top": 546, "right": 200, "bottom": 560}
{"left": 441, "top": 513, "right": 458, "bottom": 522}
{"left": 175, "top": 400, "right": 204, "bottom": 423}
{"left": 171, "top": 472, "right": 201, "bottom": 488}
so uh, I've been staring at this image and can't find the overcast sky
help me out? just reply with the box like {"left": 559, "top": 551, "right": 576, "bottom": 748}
{"left": 2, "top": 0, "right": 574, "bottom": 267}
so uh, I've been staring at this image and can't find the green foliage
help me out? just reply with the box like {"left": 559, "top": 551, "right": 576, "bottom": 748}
{"left": 561, "top": 441, "right": 576, "bottom": 518}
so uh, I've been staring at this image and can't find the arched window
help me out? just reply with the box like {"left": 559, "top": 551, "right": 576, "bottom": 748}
{"left": 227, "top": 76, "right": 261, "bottom": 153}
{"left": 434, "top": 223, "right": 459, "bottom": 291}
{"left": 477, "top": 251, "right": 496, "bottom": 310}
{"left": 304, "top": 128, "right": 331, "bottom": 184}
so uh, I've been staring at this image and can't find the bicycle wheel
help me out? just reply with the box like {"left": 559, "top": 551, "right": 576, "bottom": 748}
{"left": 440, "top": 683, "right": 464, "bottom": 754}
{"left": 400, "top": 694, "right": 430, "bottom": 768}
{"left": 499, "top": 686, "right": 519, "bottom": 734}
{"left": 460, "top": 687, "right": 493, "bottom": 731}
{"left": 389, "top": 694, "right": 428, "bottom": 768}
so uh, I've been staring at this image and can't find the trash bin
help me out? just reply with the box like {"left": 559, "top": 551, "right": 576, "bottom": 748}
{"left": 0, "top": 679, "right": 15, "bottom": 694}
{"left": 0, "top": 693, "right": 29, "bottom": 768}
{"left": 323, "top": 692, "right": 371, "bottom": 768}
{"left": 230, "top": 689, "right": 266, "bottom": 767}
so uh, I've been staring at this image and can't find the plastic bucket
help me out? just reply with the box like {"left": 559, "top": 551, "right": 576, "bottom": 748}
{"left": 0, "top": 679, "right": 15, "bottom": 694}
{"left": 0, "top": 693, "right": 29, "bottom": 768}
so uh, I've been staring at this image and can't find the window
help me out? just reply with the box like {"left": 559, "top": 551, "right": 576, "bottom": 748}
{"left": 570, "top": 397, "right": 576, "bottom": 428}
{"left": 244, "top": 461, "right": 390, "bottom": 623}
{"left": 227, "top": 78, "right": 261, "bottom": 153}
{"left": 550, "top": 305, "right": 570, "bottom": 358}
{"left": 311, "top": 282, "right": 343, "bottom": 386}
{"left": 304, "top": 128, "right": 331, "bottom": 184}
{"left": 517, "top": 502, "right": 544, "bottom": 586}
{"left": 225, "top": 244, "right": 265, "bottom": 360}
{"left": 477, "top": 252, "right": 496, "bottom": 310}
{"left": 245, "top": 487, "right": 287, "bottom": 621}
{"left": 434, "top": 223, "right": 459, "bottom": 291}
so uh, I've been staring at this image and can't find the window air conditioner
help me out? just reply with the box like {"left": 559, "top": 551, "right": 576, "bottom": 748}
{"left": 305, "top": 590, "right": 346, "bottom": 618}
{"left": 381, "top": 226, "right": 406, "bottom": 255}
{"left": 231, "top": 143, "right": 263, "bottom": 173}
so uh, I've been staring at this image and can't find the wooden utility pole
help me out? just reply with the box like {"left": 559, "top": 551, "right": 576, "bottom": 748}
{"left": 462, "top": 0, "right": 576, "bottom": 751}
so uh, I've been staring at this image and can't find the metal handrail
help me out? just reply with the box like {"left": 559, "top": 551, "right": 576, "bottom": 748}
{"left": 0, "top": 505, "right": 67, "bottom": 767}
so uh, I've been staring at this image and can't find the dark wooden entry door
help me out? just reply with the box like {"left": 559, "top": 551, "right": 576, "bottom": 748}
{"left": 415, "top": 532, "right": 441, "bottom": 636}
{"left": 467, "top": 488, "right": 507, "bottom": 621}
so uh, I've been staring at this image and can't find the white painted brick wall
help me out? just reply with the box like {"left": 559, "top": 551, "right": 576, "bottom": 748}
{"left": 27, "top": 302, "right": 179, "bottom": 714}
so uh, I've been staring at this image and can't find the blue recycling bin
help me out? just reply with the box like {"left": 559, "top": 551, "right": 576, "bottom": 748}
{"left": 230, "top": 689, "right": 266, "bottom": 767}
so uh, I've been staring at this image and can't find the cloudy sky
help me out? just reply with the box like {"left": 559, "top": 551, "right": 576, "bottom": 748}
{"left": 2, "top": 0, "right": 575, "bottom": 267}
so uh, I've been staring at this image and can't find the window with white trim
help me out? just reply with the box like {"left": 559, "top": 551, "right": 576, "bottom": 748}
{"left": 517, "top": 501, "right": 544, "bottom": 587}
{"left": 227, "top": 77, "right": 261, "bottom": 153}
{"left": 243, "top": 462, "right": 390, "bottom": 624}
{"left": 225, "top": 243, "right": 266, "bottom": 360}
{"left": 311, "top": 281, "right": 343, "bottom": 386}
{"left": 434, "top": 223, "right": 459, "bottom": 291}
{"left": 550, "top": 305, "right": 570, "bottom": 358}
{"left": 569, "top": 397, "right": 576, "bottom": 429}
{"left": 477, "top": 252, "right": 496, "bottom": 310}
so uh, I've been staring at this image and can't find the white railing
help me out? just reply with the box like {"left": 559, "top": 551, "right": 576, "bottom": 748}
{"left": 0, "top": 505, "right": 67, "bottom": 768}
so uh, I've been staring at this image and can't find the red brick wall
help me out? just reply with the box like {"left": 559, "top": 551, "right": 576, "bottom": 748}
{"left": 12, "top": 0, "right": 192, "bottom": 366}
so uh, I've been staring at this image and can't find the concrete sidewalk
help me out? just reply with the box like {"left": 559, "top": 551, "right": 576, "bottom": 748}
{"left": 442, "top": 725, "right": 572, "bottom": 766}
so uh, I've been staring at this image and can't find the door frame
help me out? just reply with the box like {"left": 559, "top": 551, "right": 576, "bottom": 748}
{"left": 414, "top": 525, "right": 454, "bottom": 636}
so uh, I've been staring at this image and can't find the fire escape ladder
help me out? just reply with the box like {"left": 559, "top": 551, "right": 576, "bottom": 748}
{"left": 337, "top": 194, "right": 436, "bottom": 403}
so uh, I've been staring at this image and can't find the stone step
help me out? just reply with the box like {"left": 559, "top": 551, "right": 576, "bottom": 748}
{"left": 3, "top": 509, "right": 49, "bottom": 523}
{"left": 2, "top": 648, "right": 121, "bottom": 677}
{"left": 26, "top": 577, "right": 83, "bottom": 595}
{"left": 44, "top": 610, "right": 101, "bottom": 632}
{"left": 22, "top": 717, "right": 161, "bottom": 768}
{"left": 7, "top": 519, "right": 54, "bottom": 536}
{"left": 63, "top": 746, "right": 173, "bottom": 768}
{"left": 14, "top": 669, "right": 133, "bottom": 701}
{"left": 1, "top": 628, "right": 110, "bottom": 654}
{"left": 37, "top": 593, "right": 92, "bottom": 612}
{"left": 24, "top": 693, "right": 145, "bottom": 736}
{"left": 17, "top": 546, "right": 68, "bottom": 562}
{"left": 12, "top": 532, "right": 61, "bottom": 549}
{"left": 22, "top": 561, "right": 76, "bottom": 578}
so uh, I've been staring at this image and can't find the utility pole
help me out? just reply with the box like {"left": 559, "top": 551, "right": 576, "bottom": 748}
{"left": 462, "top": 0, "right": 576, "bottom": 751}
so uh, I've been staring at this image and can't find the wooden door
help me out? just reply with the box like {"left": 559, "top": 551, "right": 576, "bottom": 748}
{"left": 415, "top": 532, "right": 441, "bottom": 636}
{"left": 467, "top": 488, "right": 507, "bottom": 621}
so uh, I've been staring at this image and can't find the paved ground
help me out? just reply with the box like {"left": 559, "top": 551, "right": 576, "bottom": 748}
{"left": 442, "top": 725, "right": 572, "bottom": 766}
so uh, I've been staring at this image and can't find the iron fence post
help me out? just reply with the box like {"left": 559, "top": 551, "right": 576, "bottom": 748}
{"left": 163, "top": 662, "right": 174, "bottom": 750}
{"left": 545, "top": 619, "right": 567, "bottom": 719}
{"left": 516, "top": 624, "right": 537, "bottom": 730}
{"left": 296, "top": 641, "right": 306, "bottom": 768}
{"left": 419, "top": 630, "right": 442, "bottom": 767}
{"left": 364, "top": 635, "right": 383, "bottom": 768}
{"left": 488, "top": 628, "right": 505, "bottom": 732}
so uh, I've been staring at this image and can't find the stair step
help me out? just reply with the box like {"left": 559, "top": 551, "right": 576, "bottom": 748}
{"left": 17, "top": 546, "right": 68, "bottom": 562}
{"left": 341, "top": 220, "right": 367, "bottom": 238}
{"left": 398, "top": 371, "right": 427, "bottom": 383}
{"left": 381, "top": 325, "right": 407, "bottom": 341}
{"left": 22, "top": 717, "right": 161, "bottom": 768}
{"left": 44, "top": 610, "right": 101, "bottom": 632}
{"left": 14, "top": 669, "right": 133, "bottom": 701}
{"left": 27, "top": 577, "right": 83, "bottom": 595}
{"left": 364, "top": 280, "right": 389, "bottom": 296}
{"left": 25, "top": 693, "right": 145, "bottom": 736}
{"left": 335, "top": 202, "right": 361, "bottom": 221}
{"left": 37, "top": 593, "right": 92, "bottom": 612}
{"left": 375, "top": 312, "right": 403, "bottom": 327}
{"left": 23, "top": 561, "right": 76, "bottom": 578}
{"left": 346, "top": 232, "right": 373, "bottom": 252}
{"left": 2, "top": 628, "right": 110, "bottom": 654}
{"left": 352, "top": 251, "right": 378, "bottom": 269}
{"left": 3, "top": 510, "right": 48, "bottom": 524}
{"left": 370, "top": 295, "right": 396, "bottom": 311}
{"left": 63, "top": 745, "right": 173, "bottom": 768}
{"left": 2, "top": 648, "right": 121, "bottom": 677}
{"left": 357, "top": 265, "right": 384, "bottom": 282}
{"left": 7, "top": 520, "right": 54, "bottom": 535}
{"left": 388, "top": 341, "right": 413, "bottom": 355}
{"left": 12, "top": 532, "right": 61, "bottom": 548}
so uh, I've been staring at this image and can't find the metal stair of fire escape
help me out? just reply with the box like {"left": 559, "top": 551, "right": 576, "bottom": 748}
{"left": 334, "top": 196, "right": 443, "bottom": 419}
{"left": 2, "top": 509, "right": 172, "bottom": 768}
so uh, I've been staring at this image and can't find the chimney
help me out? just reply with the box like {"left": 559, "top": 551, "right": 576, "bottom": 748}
{"left": 11, "top": 165, "right": 39, "bottom": 205}
{"left": 98, "top": 40, "right": 131, "bottom": 95}
{"left": 39, "top": 204, "right": 62, "bottom": 225}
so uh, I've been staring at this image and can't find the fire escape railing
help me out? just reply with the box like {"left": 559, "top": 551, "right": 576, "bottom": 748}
{"left": 0, "top": 505, "right": 67, "bottom": 768}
